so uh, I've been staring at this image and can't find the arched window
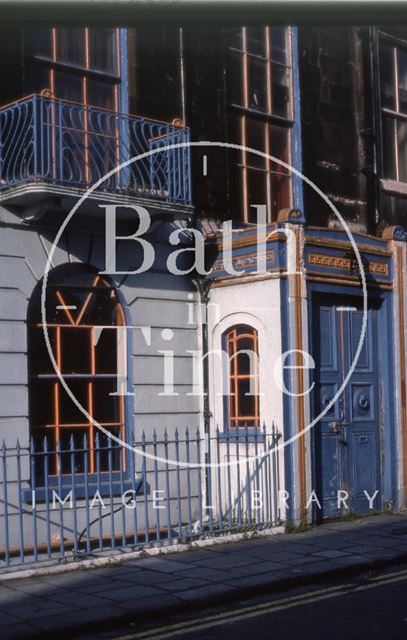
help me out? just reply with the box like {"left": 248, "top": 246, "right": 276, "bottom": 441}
{"left": 224, "top": 324, "right": 260, "bottom": 429}
{"left": 27, "top": 264, "right": 126, "bottom": 475}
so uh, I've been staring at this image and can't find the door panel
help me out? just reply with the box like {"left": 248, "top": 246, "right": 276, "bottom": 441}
{"left": 312, "top": 294, "right": 382, "bottom": 520}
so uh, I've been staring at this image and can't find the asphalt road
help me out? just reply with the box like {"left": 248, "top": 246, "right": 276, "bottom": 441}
{"left": 78, "top": 564, "right": 407, "bottom": 640}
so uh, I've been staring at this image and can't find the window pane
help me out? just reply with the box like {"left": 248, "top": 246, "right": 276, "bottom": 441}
{"left": 270, "top": 28, "right": 289, "bottom": 65}
{"left": 95, "top": 429, "right": 122, "bottom": 471}
{"left": 270, "top": 172, "right": 291, "bottom": 218}
{"left": 227, "top": 51, "right": 244, "bottom": 105}
{"left": 54, "top": 70, "right": 83, "bottom": 102}
{"left": 95, "top": 327, "right": 118, "bottom": 374}
{"left": 246, "top": 27, "right": 266, "bottom": 57}
{"left": 269, "top": 124, "right": 290, "bottom": 170}
{"left": 59, "top": 380, "right": 89, "bottom": 425}
{"left": 56, "top": 28, "right": 86, "bottom": 66}
{"left": 24, "top": 28, "right": 52, "bottom": 58}
{"left": 236, "top": 335, "right": 256, "bottom": 351}
{"left": 225, "top": 28, "right": 243, "bottom": 51}
{"left": 132, "top": 28, "right": 182, "bottom": 122}
{"left": 397, "top": 119, "right": 407, "bottom": 182}
{"left": 81, "top": 289, "right": 118, "bottom": 325}
{"left": 46, "top": 285, "right": 87, "bottom": 324}
{"left": 92, "top": 379, "right": 121, "bottom": 423}
{"left": 380, "top": 43, "right": 396, "bottom": 110}
{"left": 398, "top": 48, "right": 407, "bottom": 114}
{"left": 248, "top": 57, "right": 268, "bottom": 112}
{"left": 88, "top": 28, "right": 116, "bottom": 73}
{"left": 236, "top": 344, "right": 257, "bottom": 375}
{"left": 269, "top": 123, "right": 291, "bottom": 215}
{"left": 230, "top": 163, "right": 244, "bottom": 219}
{"left": 237, "top": 378, "right": 257, "bottom": 418}
{"left": 60, "top": 327, "right": 91, "bottom": 374}
{"left": 272, "top": 65, "right": 291, "bottom": 118}
{"left": 30, "top": 380, "right": 56, "bottom": 427}
{"left": 58, "top": 428, "right": 88, "bottom": 473}
{"left": 246, "top": 118, "right": 266, "bottom": 168}
{"left": 247, "top": 168, "right": 268, "bottom": 217}
{"left": 382, "top": 116, "right": 397, "bottom": 179}
{"left": 28, "top": 327, "right": 56, "bottom": 375}
{"left": 87, "top": 78, "right": 115, "bottom": 110}
{"left": 23, "top": 60, "right": 51, "bottom": 95}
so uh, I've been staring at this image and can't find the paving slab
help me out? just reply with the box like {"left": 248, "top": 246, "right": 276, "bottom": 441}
{"left": 159, "top": 576, "right": 212, "bottom": 592}
{"left": 1, "top": 623, "right": 39, "bottom": 640}
{"left": 75, "top": 579, "right": 134, "bottom": 594}
{"left": 175, "top": 566, "right": 242, "bottom": 582}
{"left": 175, "top": 583, "right": 238, "bottom": 604}
{"left": 0, "top": 611, "right": 25, "bottom": 627}
{"left": 1, "top": 513, "right": 407, "bottom": 639}
{"left": 114, "top": 569, "right": 181, "bottom": 585}
{"left": 117, "top": 593, "right": 183, "bottom": 613}
{"left": 94, "top": 584, "right": 162, "bottom": 601}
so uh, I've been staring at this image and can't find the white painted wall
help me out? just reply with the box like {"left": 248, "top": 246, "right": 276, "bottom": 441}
{"left": 207, "top": 277, "right": 286, "bottom": 522}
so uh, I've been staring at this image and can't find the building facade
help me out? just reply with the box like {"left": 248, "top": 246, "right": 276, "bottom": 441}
{"left": 0, "top": 24, "right": 407, "bottom": 568}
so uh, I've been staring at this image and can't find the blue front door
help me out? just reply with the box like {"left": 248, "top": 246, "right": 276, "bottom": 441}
{"left": 312, "top": 294, "right": 382, "bottom": 519}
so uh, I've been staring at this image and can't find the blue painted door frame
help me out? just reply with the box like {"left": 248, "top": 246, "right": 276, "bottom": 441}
{"left": 308, "top": 283, "right": 396, "bottom": 521}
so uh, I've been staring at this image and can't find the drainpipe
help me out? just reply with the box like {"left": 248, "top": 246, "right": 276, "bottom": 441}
{"left": 179, "top": 27, "right": 187, "bottom": 126}
{"left": 191, "top": 275, "right": 212, "bottom": 520}
{"left": 363, "top": 26, "right": 381, "bottom": 229}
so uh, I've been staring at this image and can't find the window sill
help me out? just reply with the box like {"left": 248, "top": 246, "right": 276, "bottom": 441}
{"left": 380, "top": 178, "right": 407, "bottom": 198}
{"left": 229, "top": 103, "right": 294, "bottom": 127}
{"left": 22, "top": 478, "right": 143, "bottom": 504}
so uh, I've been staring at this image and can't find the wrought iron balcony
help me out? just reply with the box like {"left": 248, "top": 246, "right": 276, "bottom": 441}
{"left": 0, "top": 94, "right": 192, "bottom": 213}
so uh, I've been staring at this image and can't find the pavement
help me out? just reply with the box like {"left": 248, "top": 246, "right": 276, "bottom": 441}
{"left": 1, "top": 513, "right": 407, "bottom": 639}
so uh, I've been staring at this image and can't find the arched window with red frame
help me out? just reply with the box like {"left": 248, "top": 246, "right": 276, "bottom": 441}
{"left": 27, "top": 263, "right": 126, "bottom": 478}
{"left": 224, "top": 324, "right": 260, "bottom": 429}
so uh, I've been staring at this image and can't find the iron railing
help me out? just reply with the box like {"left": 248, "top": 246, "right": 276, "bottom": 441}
{"left": 0, "top": 426, "right": 282, "bottom": 571}
{"left": 0, "top": 94, "right": 191, "bottom": 204}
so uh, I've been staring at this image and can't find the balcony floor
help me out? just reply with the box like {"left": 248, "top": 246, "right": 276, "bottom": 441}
{"left": 0, "top": 182, "right": 194, "bottom": 221}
